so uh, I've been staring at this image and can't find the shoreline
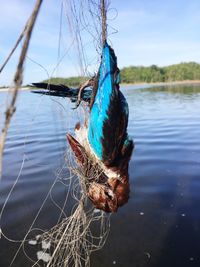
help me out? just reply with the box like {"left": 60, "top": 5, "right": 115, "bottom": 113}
{"left": 0, "top": 87, "right": 31, "bottom": 92}
{"left": 1, "top": 80, "right": 200, "bottom": 92}
{"left": 121, "top": 80, "right": 200, "bottom": 86}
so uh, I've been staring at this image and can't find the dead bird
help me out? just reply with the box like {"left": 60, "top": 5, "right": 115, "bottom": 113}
{"left": 67, "top": 42, "right": 134, "bottom": 212}
{"left": 31, "top": 41, "right": 134, "bottom": 212}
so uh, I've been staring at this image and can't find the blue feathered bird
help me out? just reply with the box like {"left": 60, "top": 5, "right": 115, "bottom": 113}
{"left": 31, "top": 42, "right": 133, "bottom": 212}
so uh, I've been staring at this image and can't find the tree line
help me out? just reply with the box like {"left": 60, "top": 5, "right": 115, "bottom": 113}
{"left": 42, "top": 76, "right": 88, "bottom": 87}
{"left": 41, "top": 62, "right": 200, "bottom": 87}
{"left": 120, "top": 62, "right": 200, "bottom": 83}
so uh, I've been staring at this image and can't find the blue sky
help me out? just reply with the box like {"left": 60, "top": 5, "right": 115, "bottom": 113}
{"left": 0, "top": 0, "right": 200, "bottom": 86}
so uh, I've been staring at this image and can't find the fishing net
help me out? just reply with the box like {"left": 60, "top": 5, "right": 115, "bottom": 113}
{"left": 0, "top": 0, "right": 118, "bottom": 266}
{"left": 33, "top": 153, "right": 111, "bottom": 267}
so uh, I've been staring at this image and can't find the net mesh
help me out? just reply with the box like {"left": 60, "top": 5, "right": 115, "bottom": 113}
{"left": 0, "top": 1, "right": 116, "bottom": 266}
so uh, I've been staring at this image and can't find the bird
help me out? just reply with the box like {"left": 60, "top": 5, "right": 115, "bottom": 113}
{"left": 31, "top": 41, "right": 134, "bottom": 212}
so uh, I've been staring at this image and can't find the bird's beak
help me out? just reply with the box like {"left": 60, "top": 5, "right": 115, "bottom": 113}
{"left": 66, "top": 134, "right": 86, "bottom": 165}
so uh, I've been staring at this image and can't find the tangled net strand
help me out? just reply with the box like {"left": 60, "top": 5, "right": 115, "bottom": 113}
{"left": 31, "top": 148, "right": 110, "bottom": 267}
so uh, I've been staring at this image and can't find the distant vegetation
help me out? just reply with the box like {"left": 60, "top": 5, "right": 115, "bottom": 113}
{"left": 1, "top": 62, "right": 200, "bottom": 89}
{"left": 39, "top": 62, "right": 200, "bottom": 86}
{"left": 0, "top": 62, "right": 197, "bottom": 89}
{"left": 120, "top": 62, "right": 200, "bottom": 83}
{"left": 42, "top": 76, "right": 89, "bottom": 87}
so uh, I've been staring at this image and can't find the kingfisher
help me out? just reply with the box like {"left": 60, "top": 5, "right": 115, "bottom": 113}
{"left": 31, "top": 41, "right": 134, "bottom": 212}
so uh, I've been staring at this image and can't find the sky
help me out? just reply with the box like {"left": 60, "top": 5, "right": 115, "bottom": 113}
{"left": 0, "top": 0, "right": 200, "bottom": 86}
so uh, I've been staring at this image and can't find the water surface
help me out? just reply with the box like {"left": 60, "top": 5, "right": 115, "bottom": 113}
{"left": 0, "top": 84, "right": 200, "bottom": 266}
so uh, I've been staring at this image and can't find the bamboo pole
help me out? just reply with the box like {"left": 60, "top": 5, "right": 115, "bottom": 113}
{"left": 101, "top": 0, "right": 107, "bottom": 46}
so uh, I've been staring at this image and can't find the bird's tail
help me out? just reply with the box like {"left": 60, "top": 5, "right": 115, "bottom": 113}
{"left": 30, "top": 82, "right": 91, "bottom": 103}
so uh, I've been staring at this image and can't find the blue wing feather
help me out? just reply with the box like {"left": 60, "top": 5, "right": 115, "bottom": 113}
{"left": 88, "top": 42, "right": 131, "bottom": 164}
{"left": 88, "top": 42, "right": 114, "bottom": 159}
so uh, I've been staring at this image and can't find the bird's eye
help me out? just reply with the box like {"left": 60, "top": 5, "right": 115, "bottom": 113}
{"left": 105, "top": 189, "right": 114, "bottom": 200}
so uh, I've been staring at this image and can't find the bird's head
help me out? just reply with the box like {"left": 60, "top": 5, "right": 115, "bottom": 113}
{"left": 67, "top": 133, "right": 130, "bottom": 212}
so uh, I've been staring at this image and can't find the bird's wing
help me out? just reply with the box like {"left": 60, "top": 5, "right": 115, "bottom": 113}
{"left": 88, "top": 42, "right": 130, "bottom": 167}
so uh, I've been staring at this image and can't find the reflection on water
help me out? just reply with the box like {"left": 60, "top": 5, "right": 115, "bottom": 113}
{"left": 0, "top": 84, "right": 200, "bottom": 267}
{"left": 144, "top": 83, "right": 200, "bottom": 94}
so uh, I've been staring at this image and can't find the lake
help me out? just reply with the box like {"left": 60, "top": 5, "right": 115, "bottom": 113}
{"left": 0, "top": 84, "right": 200, "bottom": 267}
